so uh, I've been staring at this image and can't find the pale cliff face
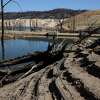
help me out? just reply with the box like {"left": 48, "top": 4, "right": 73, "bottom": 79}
{"left": 0, "top": 18, "right": 58, "bottom": 29}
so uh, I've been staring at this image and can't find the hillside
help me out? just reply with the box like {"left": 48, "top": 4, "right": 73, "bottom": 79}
{"left": 0, "top": 8, "right": 86, "bottom": 19}
{"left": 75, "top": 10, "right": 100, "bottom": 26}
{"left": 63, "top": 10, "right": 100, "bottom": 31}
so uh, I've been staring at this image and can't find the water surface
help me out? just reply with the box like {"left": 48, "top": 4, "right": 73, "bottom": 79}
{"left": 0, "top": 38, "right": 49, "bottom": 60}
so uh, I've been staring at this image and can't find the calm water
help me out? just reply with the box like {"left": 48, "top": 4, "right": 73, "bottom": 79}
{"left": 0, "top": 38, "right": 49, "bottom": 60}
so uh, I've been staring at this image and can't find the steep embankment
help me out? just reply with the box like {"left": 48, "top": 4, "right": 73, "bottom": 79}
{"left": 63, "top": 10, "right": 100, "bottom": 31}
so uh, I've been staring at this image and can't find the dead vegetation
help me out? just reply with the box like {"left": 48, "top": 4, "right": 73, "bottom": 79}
{"left": 0, "top": 31, "right": 100, "bottom": 100}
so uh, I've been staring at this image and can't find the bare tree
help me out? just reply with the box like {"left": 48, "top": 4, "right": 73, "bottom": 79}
{"left": 1, "top": 0, "right": 4, "bottom": 43}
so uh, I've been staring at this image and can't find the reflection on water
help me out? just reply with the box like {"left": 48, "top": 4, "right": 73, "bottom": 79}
{"left": 0, "top": 38, "right": 49, "bottom": 60}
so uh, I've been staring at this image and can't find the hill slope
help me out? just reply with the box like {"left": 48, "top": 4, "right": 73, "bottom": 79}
{"left": 0, "top": 8, "right": 86, "bottom": 19}
{"left": 63, "top": 10, "right": 100, "bottom": 31}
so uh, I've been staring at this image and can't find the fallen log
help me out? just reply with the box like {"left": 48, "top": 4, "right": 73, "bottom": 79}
{"left": 18, "top": 62, "right": 43, "bottom": 80}
{"left": 0, "top": 39, "right": 68, "bottom": 86}
{"left": 18, "top": 40, "right": 68, "bottom": 80}
{"left": 0, "top": 68, "right": 47, "bottom": 100}
{"left": 0, "top": 39, "right": 68, "bottom": 68}
{"left": 0, "top": 52, "right": 46, "bottom": 67}
{"left": 0, "top": 62, "right": 36, "bottom": 85}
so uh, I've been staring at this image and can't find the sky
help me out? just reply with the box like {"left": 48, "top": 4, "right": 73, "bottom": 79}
{"left": 3, "top": 0, "right": 100, "bottom": 12}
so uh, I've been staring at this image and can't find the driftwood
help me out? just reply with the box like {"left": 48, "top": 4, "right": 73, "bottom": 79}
{"left": 0, "top": 52, "right": 46, "bottom": 67}
{"left": 0, "top": 39, "right": 68, "bottom": 86}
{"left": 0, "top": 39, "right": 67, "bottom": 68}
{"left": 18, "top": 40, "right": 67, "bottom": 80}
{"left": 18, "top": 62, "right": 43, "bottom": 80}
{"left": 0, "top": 62, "right": 39, "bottom": 85}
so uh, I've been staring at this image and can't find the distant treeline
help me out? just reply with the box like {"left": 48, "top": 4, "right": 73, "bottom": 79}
{"left": 0, "top": 8, "right": 87, "bottom": 19}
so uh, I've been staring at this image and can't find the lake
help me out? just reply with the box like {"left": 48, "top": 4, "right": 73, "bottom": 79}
{"left": 0, "top": 38, "right": 73, "bottom": 60}
{"left": 0, "top": 38, "right": 49, "bottom": 60}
